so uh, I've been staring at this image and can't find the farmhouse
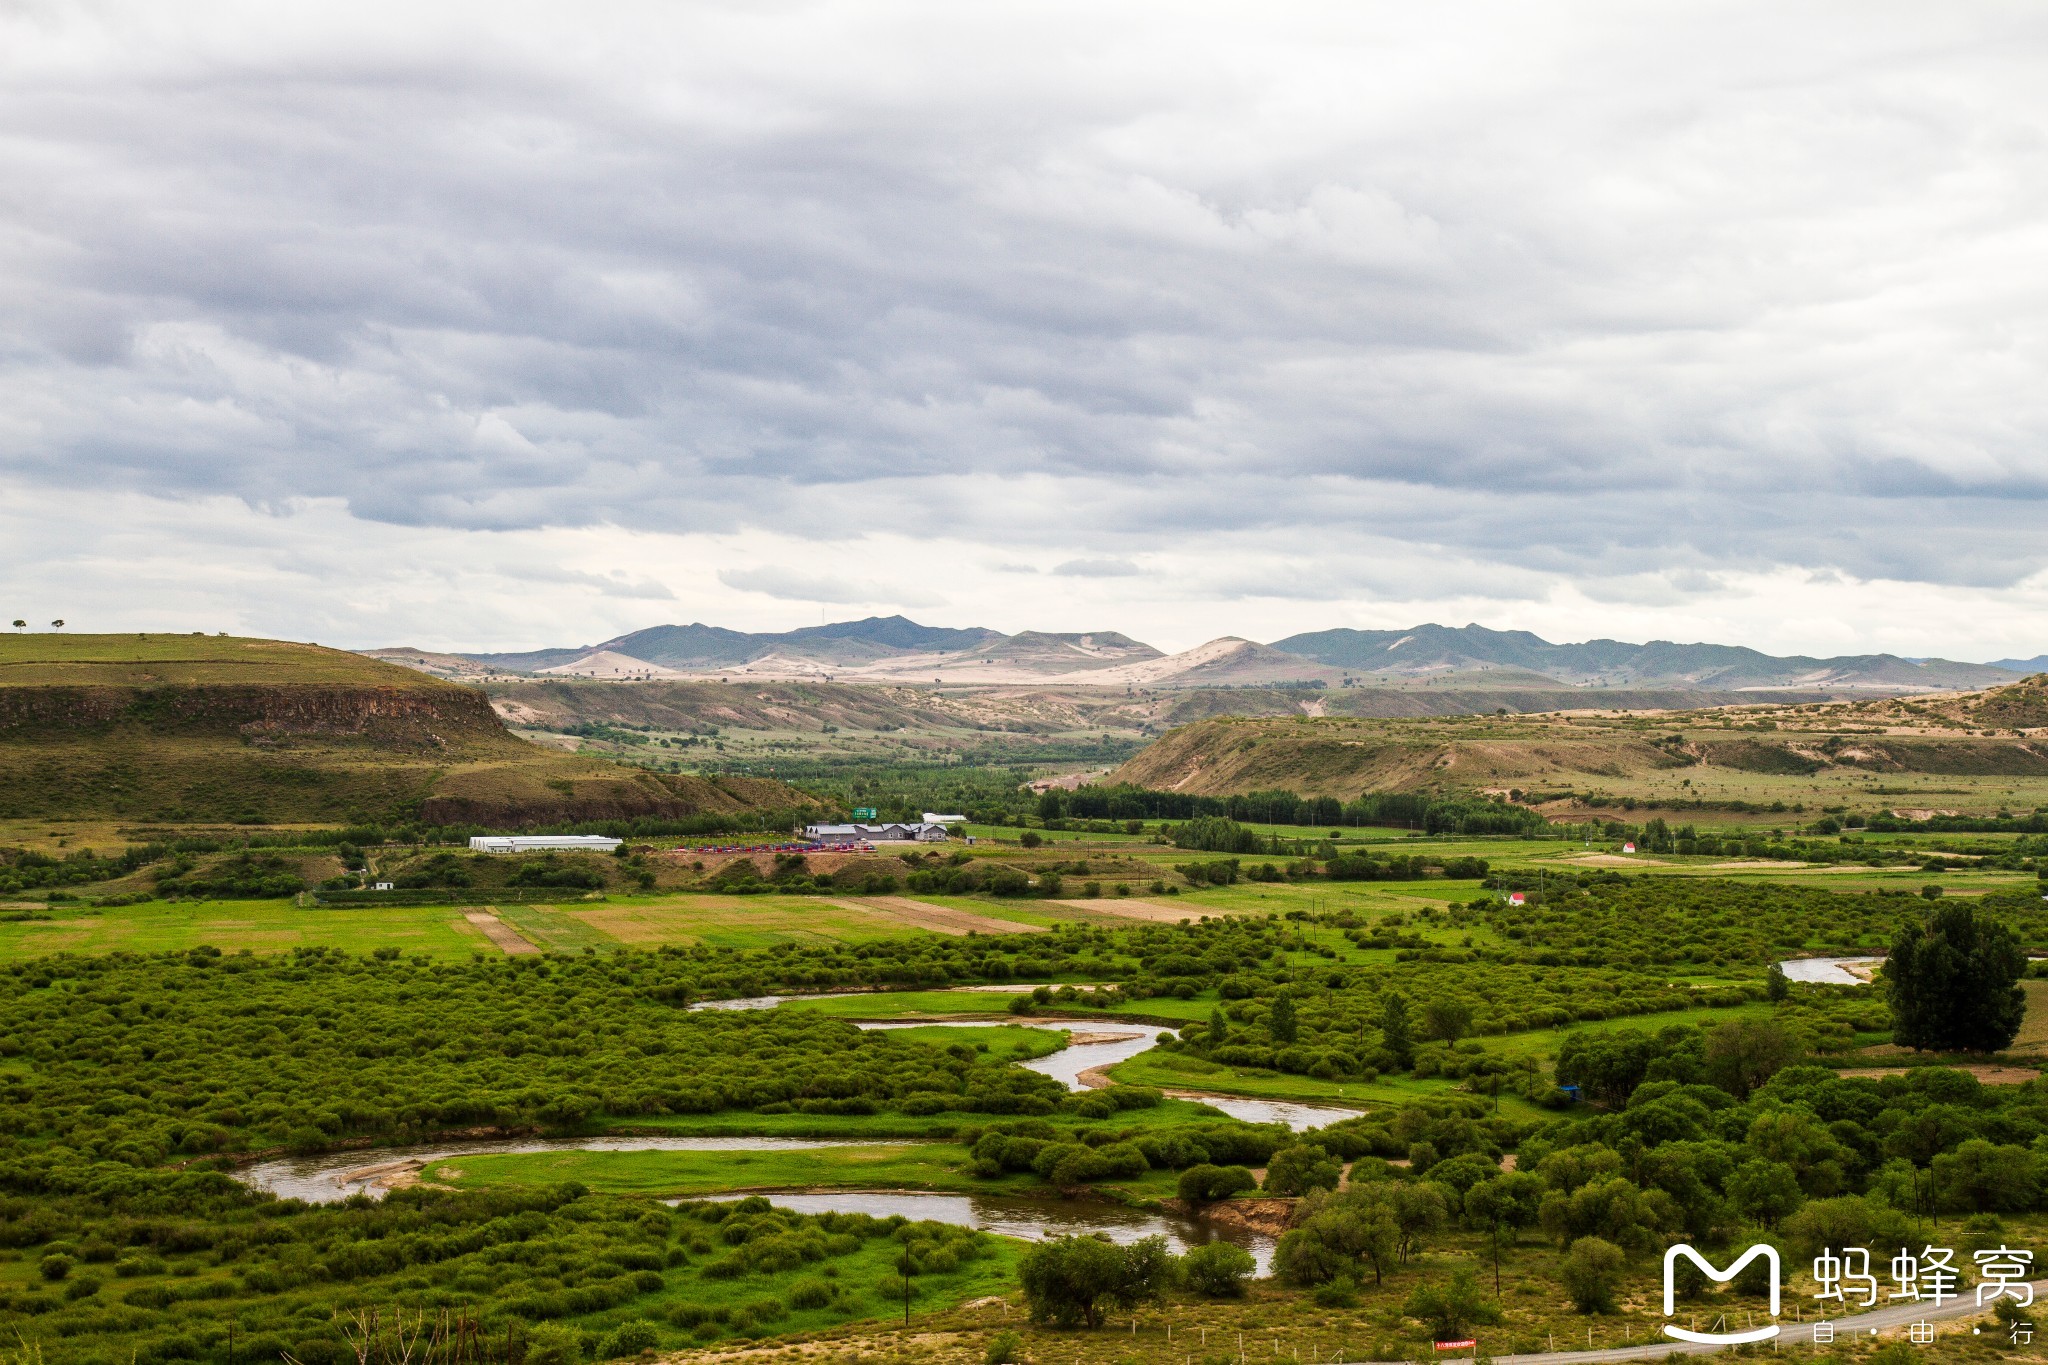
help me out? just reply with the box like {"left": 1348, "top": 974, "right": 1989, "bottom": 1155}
{"left": 469, "top": 834, "right": 624, "bottom": 853}
{"left": 804, "top": 821, "right": 951, "bottom": 845}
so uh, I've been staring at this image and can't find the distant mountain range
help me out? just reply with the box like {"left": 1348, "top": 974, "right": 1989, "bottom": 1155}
{"left": 368, "top": 616, "right": 2033, "bottom": 695}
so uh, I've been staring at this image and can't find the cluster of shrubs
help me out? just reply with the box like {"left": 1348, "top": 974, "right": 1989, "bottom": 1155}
{"left": 152, "top": 852, "right": 306, "bottom": 899}
{"left": 959, "top": 1112, "right": 1287, "bottom": 1186}
{"left": 0, "top": 844, "right": 158, "bottom": 895}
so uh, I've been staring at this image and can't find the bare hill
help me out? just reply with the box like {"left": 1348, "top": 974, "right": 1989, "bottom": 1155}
{"left": 0, "top": 635, "right": 816, "bottom": 826}
{"left": 379, "top": 614, "right": 2018, "bottom": 695}
{"left": 1269, "top": 622, "right": 2013, "bottom": 691}
{"left": 1109, "top": 676, "right": 2048, "bottom": 815}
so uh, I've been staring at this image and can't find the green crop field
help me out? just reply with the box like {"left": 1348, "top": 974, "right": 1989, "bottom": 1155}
{"left": 0, "top": 897, "right": 497, "bottom": 958}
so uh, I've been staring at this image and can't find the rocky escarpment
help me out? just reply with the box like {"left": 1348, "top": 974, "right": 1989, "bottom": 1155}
{"left": 0, "top": 640, "right": 820, "bottom": 826}
{"left": 0, "top": 683, "right": 504, "bottom": 750}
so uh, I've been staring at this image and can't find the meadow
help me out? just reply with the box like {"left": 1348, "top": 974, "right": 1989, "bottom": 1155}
{"left": 4, "top": 881, "right": 2048, "bottom": 1365}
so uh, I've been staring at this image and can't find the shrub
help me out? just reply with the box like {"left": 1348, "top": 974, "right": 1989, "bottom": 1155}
{"left": 1263, "top": 1144, "right": 1342, "bottom": 1196}
{"left": 1177, "top": 1164, "right": 1257, "bottom": 1205}
{"left": 595, "top": 1322, "right": 659, "bottom": 1360}
{"left": 984, "top": 1332, "right": 1023, "bottom": 1365}
{"left": 1181, "top": 1242, "right": 1255, "bottom": 1298}
{"left": 524, "top": 1325, "right": 584, "bottom": 1365}
{"left": 1557, "top": 1236, "right": 1625, "bottom": 1314}
{"left": 1019, "top": 1234, "right": 1177, "bottom": 1328}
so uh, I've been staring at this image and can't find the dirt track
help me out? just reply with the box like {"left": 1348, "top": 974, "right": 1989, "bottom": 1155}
{"left": 465, "top": 911, "right": 539, "bottom": 955}
{"left": 1840, "top": 1064, "right": 2040, "bottom": 1085}
{"left": 824, "top": 897, "right": 1047, "bottom": 936}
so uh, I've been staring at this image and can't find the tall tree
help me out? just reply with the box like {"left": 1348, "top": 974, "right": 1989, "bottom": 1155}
{"left": 1888, "top": 903, "right": 2026, "bottom": 1053}
{"left": 1380, "top": 993, "right": 1414, "bottom": 1070}
{"left": 1268, "top": 991, "right": 1298, "bottom": 1044}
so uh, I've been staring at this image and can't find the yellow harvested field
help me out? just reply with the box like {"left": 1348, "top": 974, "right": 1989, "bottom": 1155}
{"left": 1048, "top": 898, "right": 1234, "bottom": 923}
{"left": 826, "top": 897, "right": 1047, "bottom": 936}
{"left": 571, "top": 898, "right": 902, "bottom": 946}
{"left": 464, "top": 911, "right": 539, "bottom": 955}
{"left": 2012, "top": 980, "right": 2048, "bottom": 1053}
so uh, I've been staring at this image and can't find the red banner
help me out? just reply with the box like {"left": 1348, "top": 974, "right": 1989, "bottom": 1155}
{"left": 1433, "top": 1342, "right": 1476, "bottom": 1352}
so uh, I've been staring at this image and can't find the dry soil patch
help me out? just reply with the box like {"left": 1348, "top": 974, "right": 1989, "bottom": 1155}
{"left": 1838, "top": 1064, "right": 2040, "bottom": 1085}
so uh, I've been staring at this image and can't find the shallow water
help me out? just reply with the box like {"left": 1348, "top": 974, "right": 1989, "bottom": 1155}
{"left": 1177, "top": 1094, "right": 1365, "bottom": 1130}
{"left": 688, "top": 993, "right": 866, "bottom": 1011}
{"left": 1778, "top": 956, "right": 1884, "bottom": 985}
{"left": 851, "top": 1020, "right": 1362, "bottom": 1129}
{"left": 697, "top": 1190, "right": 1277, "bottom": 1273}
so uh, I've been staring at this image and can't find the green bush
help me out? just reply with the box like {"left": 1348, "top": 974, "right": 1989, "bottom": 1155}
{"left": 595, "top": 1322, "right": 660, "bottom": 1359}
{"left": 1181, "top": 1243, "right": 1255, "bottom": 1298}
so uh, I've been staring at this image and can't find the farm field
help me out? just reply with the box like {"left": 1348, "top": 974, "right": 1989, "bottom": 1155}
{"left": 0, "top": 850, "right": 2028, "bottom": 965}
{"left": 0, "top": 896, "right": 497, "bottom": 958}
{"left": 3, "top": 863, "right": 2047, "bottom": 1365}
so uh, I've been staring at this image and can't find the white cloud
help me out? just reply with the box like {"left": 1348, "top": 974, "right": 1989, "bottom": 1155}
{"left": 717, "top": 566, "right": 946, "bottom": 607}
{"left": 1, "top": 1, "right": 2047, "bottom": 654}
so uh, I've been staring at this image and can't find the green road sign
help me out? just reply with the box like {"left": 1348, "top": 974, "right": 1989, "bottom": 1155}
{"left": 852, "top": 807, "right": 877, "bottom": 819}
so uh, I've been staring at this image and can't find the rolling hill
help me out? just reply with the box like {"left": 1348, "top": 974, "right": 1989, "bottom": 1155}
{"left": 376, "top": 616, "right": 2020, "bottom": 695}
{"left": 1107, "top": 674, "right": 2048, "bottom": 817}
{"left": 0, "top": 634, "right": 816, "bottom": 827}
{"left": 1268, "top": 623, "right": 2015, "bottom": 691}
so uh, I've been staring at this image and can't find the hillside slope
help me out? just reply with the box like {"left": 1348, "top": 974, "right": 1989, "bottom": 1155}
{"left": 1109, "top": 677, "right": 2048, "bottom": 814}
{"left": 0, "top": 635, "right": 816, "bottom": 826}
{"left": 1269, "top": 623, "right": 2012, "bottom": 691}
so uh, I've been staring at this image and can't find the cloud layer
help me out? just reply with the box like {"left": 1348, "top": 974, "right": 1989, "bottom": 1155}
{"left": 3, "top": 0, "right": 2046, "bottom": 652}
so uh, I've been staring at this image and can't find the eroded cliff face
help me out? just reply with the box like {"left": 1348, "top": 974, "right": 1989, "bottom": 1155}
{"left": 0, "top": 684, "right": 505, "bottom": 750}
{"left": 0, "top": 681, "right": 817, "bottom": 826}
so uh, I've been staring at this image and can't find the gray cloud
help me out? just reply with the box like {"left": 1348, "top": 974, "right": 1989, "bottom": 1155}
{"left": 1052, "top": 558, "right": 1140, "bottom": 578}
{"left": 2, "top": 0, "right": 2047, "bottom": 647}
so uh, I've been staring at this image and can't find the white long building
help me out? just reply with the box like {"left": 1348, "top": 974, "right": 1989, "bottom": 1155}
{"left": 804, "top": 822, "right": 950, "bottom": 845}
{"left": 469, "top": 835, "right": 623, "bottom": 853}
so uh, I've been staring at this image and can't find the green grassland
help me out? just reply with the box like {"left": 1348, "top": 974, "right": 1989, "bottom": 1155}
{"left": 0, "top": 633, "right": 434, "bottom": 687}
{"left": 613, "top": 1096, "right": 1270, "bottom": 1141}
{"left": 425, "top": 1143, "right": 1029, "bottom": 1199}
{"left": 0, "top": 897, "right": 498, "bottom": 958}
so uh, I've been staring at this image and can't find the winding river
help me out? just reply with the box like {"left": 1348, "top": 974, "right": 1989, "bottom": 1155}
{"left": 237, "top": 1143, "right": 1279, "bottom": 1270}
{"left": 699, "top": 1191, "right": 1277, "bottom": 1273}
{"left": 234, "top": 994, "right": 1350, "bottom": 1270}
{"left": 1777, "top": 956, "right": 1884, "bottom": 985}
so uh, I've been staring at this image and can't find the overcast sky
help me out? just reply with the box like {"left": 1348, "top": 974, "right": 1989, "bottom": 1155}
{"left": 3, "top": 0, "right": 2046, "bottom": 658}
